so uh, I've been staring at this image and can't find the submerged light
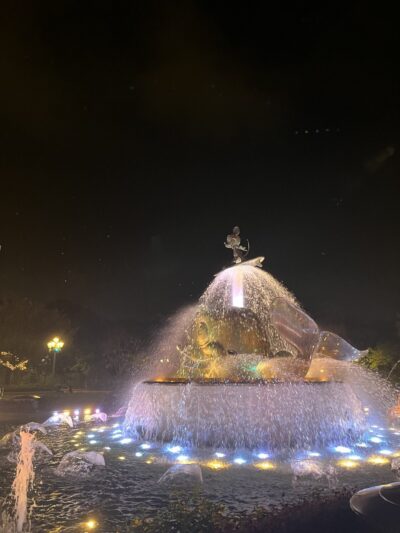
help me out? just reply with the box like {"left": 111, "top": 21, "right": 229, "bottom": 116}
{"left": 205, "top": 460, "right": 229, "bottom": 470}
{"left": 168, "top": 445, "right": 182, "bottom": 454}
{"left": 177, "top": 455, "right": 192, "bottom": 463}
{"left": 334, "top": 446, "right": 351, "bottom": 454}
{"left": 254, "top": 461, "right": 275, "bottom": 470}
{"left": 257, "top": 452, "right": 269, "bottom": 459}
{"left": 367, "top": 455, "right": 390, "bottom": 465}
{"left": 84, "top": 519, "right": 98, "bottom": 530}
{"left": 379, "top": 449, "right": 393, "bottom": 455}
{"left": 119, "top": 438, "right": 132, "bottom": 445}
{"left": 337, "top": 459, "right": 359, "bottom": 469}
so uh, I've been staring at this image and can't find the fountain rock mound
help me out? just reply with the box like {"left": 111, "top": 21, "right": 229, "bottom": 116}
{"left": 125, "top": 243, "right": 369, "bottom": 449}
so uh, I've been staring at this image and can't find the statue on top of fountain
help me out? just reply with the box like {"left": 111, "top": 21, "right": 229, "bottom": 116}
{"left": 224, "top": 226, "right": 248, "bottom": 264}
{"left": 224, "top": 226, "right": 264, "bottom": 268}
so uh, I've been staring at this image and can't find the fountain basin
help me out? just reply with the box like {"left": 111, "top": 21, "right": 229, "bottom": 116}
{"left": 124, "top": 380, "right": 366, "bottom": 449}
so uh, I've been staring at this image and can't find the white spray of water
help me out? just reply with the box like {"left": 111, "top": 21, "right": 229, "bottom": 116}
{"left": 12, "top": 430, "right": 36, "bottom": 532}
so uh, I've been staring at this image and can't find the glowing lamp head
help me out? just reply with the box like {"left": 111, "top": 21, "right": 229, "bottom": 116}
{"left": 47, "top": 336, "right": 64, "bottom": 351}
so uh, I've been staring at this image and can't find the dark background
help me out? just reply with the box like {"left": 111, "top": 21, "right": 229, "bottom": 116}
{"left": 1, "top": 1, "right": 399, "bottom": 348}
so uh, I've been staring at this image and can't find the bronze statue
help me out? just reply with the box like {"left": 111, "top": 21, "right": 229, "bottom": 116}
{"left": 224, "top": 226, "right": 248, "bottom": 264}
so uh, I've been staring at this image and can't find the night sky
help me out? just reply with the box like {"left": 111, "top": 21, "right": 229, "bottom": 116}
{"left": 1, "top": 2, "right": 399, "bottom": 347}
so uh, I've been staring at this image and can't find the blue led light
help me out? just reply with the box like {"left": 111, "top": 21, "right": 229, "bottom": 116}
{"left": 307, "top": 451, "right": 321, "bottom": 457}
{"left": 168, "top": 445, "right": 182, "bottom": 454}
{"left": 119, "top": 438, "right": 132, "bottom": 445}
{"left": 334, "top": 446, "right": 351, "bottom": 454}
{"left": 87, "top": 434, "right": 95, "bottom": 438}
{"left": 89, "top": 440, "right": 97, "bottom": 444}
{"left": 370, "top": 437, "right": 383, "bottom": 444}
{"left": 140, "top": 443, "right": 151, "bottom": 450}
{"left": 355, "top": 442, "right": 368, "bottom": 448}
{"left": 379, "top": 449, "right": 393, "bottom": 455}
{"left": 135, "top": 452, "right": 143, "bottom": 457}
{"left": 233, "top": 457, "right": 246, "bottom": 465}
{"left": 257, "top": 452, "right": 269, "bottom": 459}
{"left": 215, "top": 452, "right": 226, "bottom": 458}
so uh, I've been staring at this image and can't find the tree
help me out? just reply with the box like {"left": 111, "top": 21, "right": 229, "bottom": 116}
{"left": 0, "top": 297, "right": 74, "bottom": 384}
{"left": 101, "top": 327, "right": 142, "bottom": 382}
{"left": 358, "top": 344, "right": 399, "bottom": 382}
{"left": 0, "top": 351, "right": 28, "bottom": 384}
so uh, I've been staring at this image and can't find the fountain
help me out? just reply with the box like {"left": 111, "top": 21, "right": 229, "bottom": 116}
{"left": 124, "top": 228, "right": 378, "bottom": 450}
{"left": 1, "top": 228, "right": 399, "bottom": 531}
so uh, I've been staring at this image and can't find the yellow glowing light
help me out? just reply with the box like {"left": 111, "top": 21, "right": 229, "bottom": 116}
{"left": 337, "top": 459, "right": 359, "bottom": 469}
{"left": 63, "top": 410, "right": 70, "bottom": 416}
{"left": 76, "top": 431, "right": 83, "bottom": 435}
{"left": 392, "top": 451, "right": 400, "bottom": 458}
{"left": 84, "top": 408, "right": 91, "bottom": 415}
{"left": 176, "top": 457, "right": 196, "bottom": 465}
{"left": 74, "top": 443, "right": 79, "bottom": 447}
{"left": 205, "top": 460, "right": 230, "bottom": 470}
{"left": 254, "top": 461, "right": 276, "bottom": 470}
{"left": 84, "top": 519, "right": 97, "bottom": 530}
{"left": 118, "top": 456, "right": 126, "bottom": 461}
{"left": 47, "top": 337, "right": 64, "bottom": 350}
{"left": 367, "top": 455, "right": 390, "bottom": 465}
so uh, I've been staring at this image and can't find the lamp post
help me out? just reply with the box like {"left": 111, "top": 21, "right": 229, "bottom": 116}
{"left": 47, "top": 337, "right": 64, "bottom": 378}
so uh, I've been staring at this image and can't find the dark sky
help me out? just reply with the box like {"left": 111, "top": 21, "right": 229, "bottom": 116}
{"left": 1, "top": 1, "right": 399, "bottom": 346}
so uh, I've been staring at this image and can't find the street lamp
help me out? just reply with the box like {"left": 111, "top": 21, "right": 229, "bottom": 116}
{"left": 47, "top": 336, "right": 64, "bottom": 378}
